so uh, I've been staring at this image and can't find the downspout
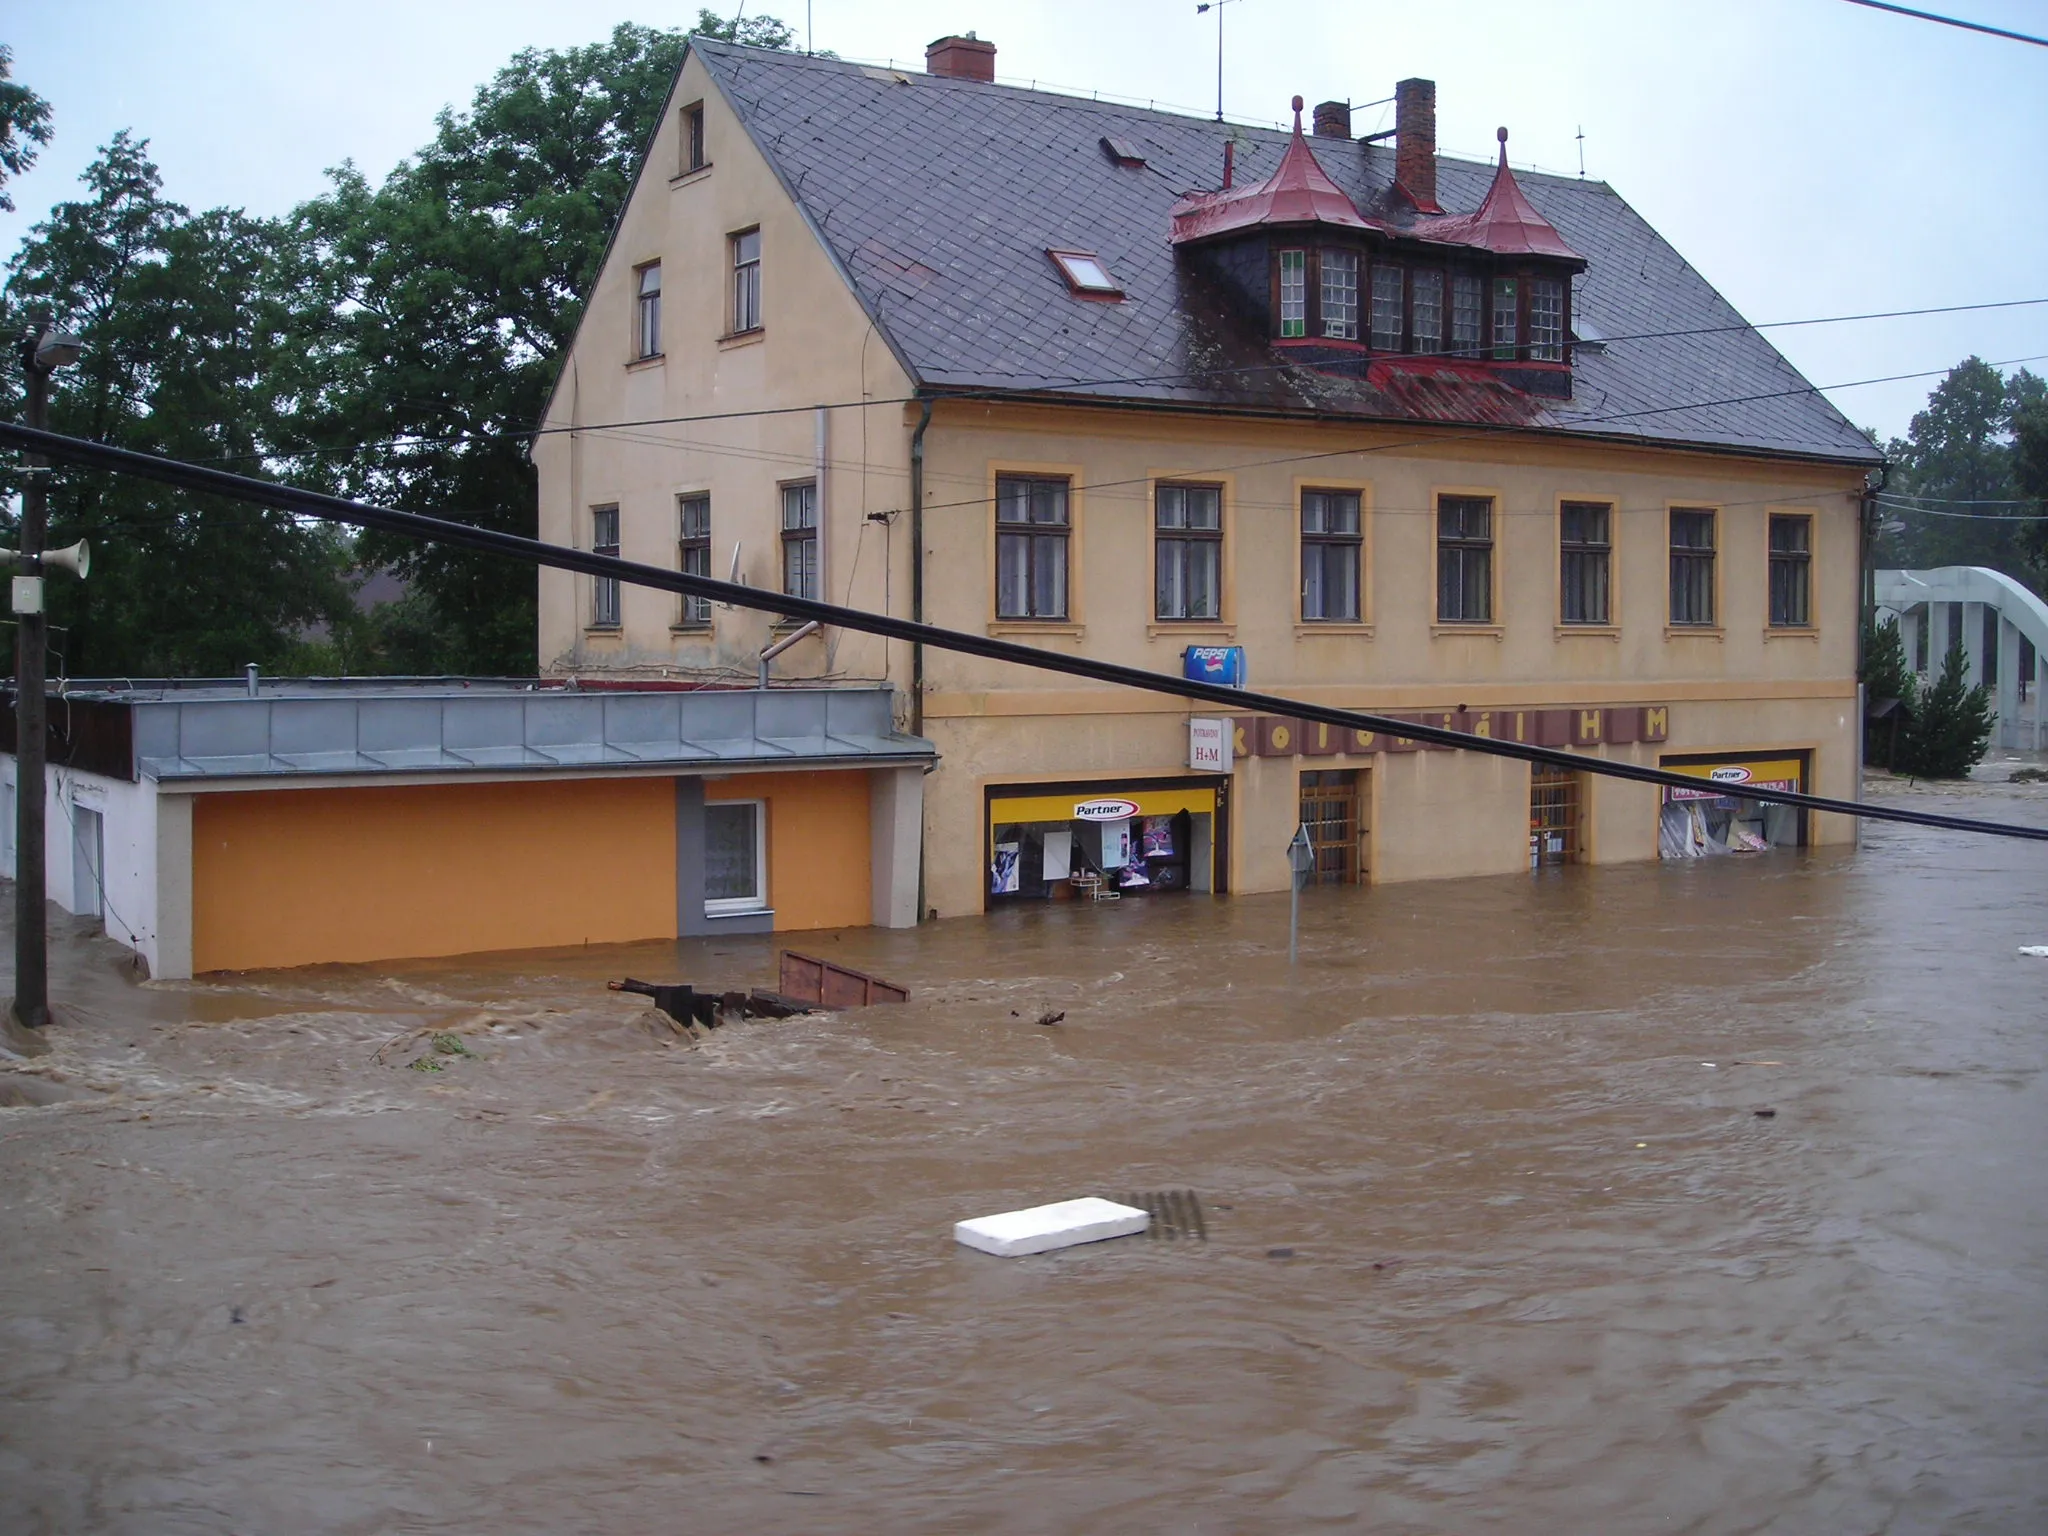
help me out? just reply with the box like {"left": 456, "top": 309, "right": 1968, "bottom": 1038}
{"left": 909, "top": 397, "right": 933, "bottom": 736}
{"left": 1855, "top": 461, "right": 1890, "bottom": 840}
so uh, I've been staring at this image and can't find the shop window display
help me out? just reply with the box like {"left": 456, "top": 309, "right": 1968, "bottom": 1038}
{"left": 989, "top": 810, "right": 1202, "bottom": 899}
{"left": 1657, "top": 758, "right": 1804, "bottom": 858}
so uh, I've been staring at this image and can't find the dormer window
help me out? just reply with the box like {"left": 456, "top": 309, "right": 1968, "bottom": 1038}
{"left": 1412, "top": 270, "right": 1444, "bottom": 355}
{"left": 1452, "top": 274, "right": 1484, "bottom": 357}
{"left": 1048, "top": 249, "right": 1123, "bottom": 299}
{"left": 1529, "top": 278, "right": 1565, "bottom": 361}
{"left": 1320, "top": 250, "right": 1359, "bottom": 340}
{"left": 1491, "top": 278, "right": 1519, "bottom": 359}
{"left": 1369, "top": 265, "right": 1403, "bottom": 350}
{"left": 1278, "top": 249, "right": 1307, "bottom": 337}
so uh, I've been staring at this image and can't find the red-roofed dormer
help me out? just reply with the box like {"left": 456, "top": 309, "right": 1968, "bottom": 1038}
{"left": 1170, "top": 97, "right": 1383, "bottom": 246}
{"left": 1422, "top": 129, "right": 1584, "bottom": 265}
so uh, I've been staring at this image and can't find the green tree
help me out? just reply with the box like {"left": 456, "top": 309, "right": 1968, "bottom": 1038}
{"left": 2013, "top": 394, "right": 2048, "bottom": 581}
{"left": 0, "top": 43, "right": 54, "bottom": 213}
{"left": 691, "top": 7, "right": 797, "bottom": 48}
{"left": 1859, "top": 612, "right": 1914, "bottom": 769}
{"left": 1874, "top": 357, "right": 2047, "bottom": 594}
{"left": 0, "top": 133, "right": 352, "bottom": 674}
{"left": 274, "top": 18, "right": 796, "bottom": 674}
{"left": 1896, "top": 640, "right": 1993, "bottom": 779}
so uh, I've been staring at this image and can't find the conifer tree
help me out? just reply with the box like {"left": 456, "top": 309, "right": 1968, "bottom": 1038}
{"left": 1897, "top": 640, "right": 1993, "bottom": 779}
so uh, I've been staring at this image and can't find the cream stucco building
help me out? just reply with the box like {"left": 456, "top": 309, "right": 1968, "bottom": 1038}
{"left": 534, "top": 35, "right": 1881, "bottom": 923}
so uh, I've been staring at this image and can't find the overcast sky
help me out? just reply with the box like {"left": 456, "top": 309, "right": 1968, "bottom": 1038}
{"left": 6, "top": 0, "right": 2045, "bottom": 440}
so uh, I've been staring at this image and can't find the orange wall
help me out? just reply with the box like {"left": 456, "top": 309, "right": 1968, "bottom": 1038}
{"left": 192, "top": 777, "right": 678, "bottom": 972}
{"left": 707, "top": 770, "right": 871, "bottom": 931}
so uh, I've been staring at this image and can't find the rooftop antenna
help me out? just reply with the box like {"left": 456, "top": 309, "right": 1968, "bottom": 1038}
{"left": 1194, "top": 0, "right": 1247, "bottom": 123}
{"left": 1576, "top": 124, "right": 1586, "bottom": 178}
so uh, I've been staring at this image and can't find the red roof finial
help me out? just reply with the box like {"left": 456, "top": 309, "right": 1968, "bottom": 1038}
{"left": 1496, "top": 126, "right": 1509, "bottom": 162}
{"left": 1291, "top": 95, "right": 1304, "bottom": 132}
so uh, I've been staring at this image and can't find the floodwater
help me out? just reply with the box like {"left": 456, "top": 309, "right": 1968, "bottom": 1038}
{"left": 3, "top": 783, "right": 2046, "bottom": 1534}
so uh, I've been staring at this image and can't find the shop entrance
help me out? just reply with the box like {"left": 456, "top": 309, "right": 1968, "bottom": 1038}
{"left": 1657, "top": 753, "right": 1809, "bottom": 858}
{"left": 1298, "top": 770, "right": 1366, "bottom": 885}
{"left": 1529, "top": 766, "right": 1584, "bottom": 868}
{"left": 987, "top": 778, "right": 1227, "bottom": 903}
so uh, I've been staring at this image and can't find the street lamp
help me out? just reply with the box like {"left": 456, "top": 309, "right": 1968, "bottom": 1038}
{"left": 11, "top": 324, "right": 85, "bottom": 1034}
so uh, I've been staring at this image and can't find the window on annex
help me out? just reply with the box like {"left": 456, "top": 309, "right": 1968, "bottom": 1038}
{"left": 1278, "top": 249, "right": 1307, "bottom": 338}
{"left": 1411, "top": 269, "right": 1445, "bottom": 355}
{"left": 1451, "top": 272, "right": 1484, "bottom": 358}
{"left": 730, "top": 228, "right": 762, "bottom": 334}
{"left": 634, "top": 263, "right": 662, "bottom": 360}
{"left": 1300, "top": 488, "right": 1362, "bottom": 622}
{"left": 1529, "top": 278, "right": 1564, "bottom": 361}
{"left": 1437, "top": 495, "right": 1494, "bottom": 624}
{"left": 1321, "top": 249, "right": 1359, "bottom": 340}
{"left": 1155, "top": 483, "right": 1223, "bottom": 621}
{"left": 1559, "top": 500, "right": 1612, "bottom": 625}
{"left": 678, "top": 493, "right": 711, "bottom": 625}
{"left": 781, "top": 481, "right": 818, "bottom": 601}
{"left": 1769, "top": 513, "right": 1812, "bottom": 627}
{"left": 1491, "top": 277, "right": 1520, "bottom": 359}
{"left": 1370, "top": 264, "right": 1404, "bottom": 350}
{"left": 682, "top": 103, "right": 706, "bottom": 173}
{"left": 995, "top": 475, "right": 1070, "bottom": 620}
{"left": 704, "top": 800, "right": 766, "bottom": 914}
{"left": 591, "top": 505, "right": 621, "bottom": 628}
{"left": 1669, "top": 507, "right": 1717, "bottom": 626}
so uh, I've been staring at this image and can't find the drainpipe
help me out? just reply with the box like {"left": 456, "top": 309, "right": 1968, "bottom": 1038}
{"left": 909, "top": 397, "right": 933, "bottom": 737}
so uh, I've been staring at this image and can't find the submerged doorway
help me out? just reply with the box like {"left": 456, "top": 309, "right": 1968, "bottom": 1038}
{"left": 1299, "top": 769, "right": 1367, "bottom": 885}
{"left": 1529, "top": 766, "right": 1584, "bottom": 868}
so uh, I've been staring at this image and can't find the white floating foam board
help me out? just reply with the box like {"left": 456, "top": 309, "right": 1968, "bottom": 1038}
{"left": 954, "top": 1197, "right": 1150, "bottom": 1257}
{"left": 2021, "top": 946, "right": 2048, "bottom": 958}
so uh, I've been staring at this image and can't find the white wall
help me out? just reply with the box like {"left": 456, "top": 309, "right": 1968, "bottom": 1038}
{"left": 0, "top": 760, "right": 160, "bottom": 973}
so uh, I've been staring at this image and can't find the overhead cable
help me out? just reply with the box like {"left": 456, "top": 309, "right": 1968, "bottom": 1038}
{"left": 4, "top": 418, "right": 2045, "bottom": 846}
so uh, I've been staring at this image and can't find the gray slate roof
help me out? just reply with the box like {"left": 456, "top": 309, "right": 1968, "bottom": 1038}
{"left": 696, "top": 40, "right": 1879, "bottom": 466}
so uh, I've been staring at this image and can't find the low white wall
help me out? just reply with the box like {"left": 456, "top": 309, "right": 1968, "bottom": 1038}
{"left": 0, "top": 759, "right": 161, "bottom": 973}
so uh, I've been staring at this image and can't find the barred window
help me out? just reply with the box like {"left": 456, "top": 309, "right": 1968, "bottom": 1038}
{"left": 1492, "top": 277, "right": 1520, "bottom": 359}
{"left": 1155, "top": 483, "right": 1223, "bottom": 620}
{"left": 1669, "top": 508, "right": 1716, "bottom": 626}
{"left": 1529, "top": 279, "right": 1564, "bottom": 361}
{"left": 995, "top": 475, "right": 1070, "bottom": 619}
{"left": 1370, "top": 264, "right": 1404, "bottom": 350}
{"left": 1411, "top": 269, "right": 1445, "bottom": 355}
{"left": 1278, "top": 249, "right": 1306, "bottom": 338}
{"left": 1320, "top": 249, "right": 1359, "bottom": 340}
{"left": 1451, "top": 273, "right": 1484, "bottom": 357}
{"left": 1559, "top": 500, "right": 1611, "bottom": 625}
{"left": 1769, "top": 514, "right": 1812, "bottom": 627}
{"left": 1300, "top": 489, "right": 1362, "bottom": 622}
{"left": 1437, "top": 496, "right": 1494, "bottom": 624}
{"left": 678, "top": 493, "right": 711, "bottom": 625}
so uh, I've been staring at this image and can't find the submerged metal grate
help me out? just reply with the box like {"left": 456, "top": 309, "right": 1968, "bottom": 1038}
{"left": 1117, "top": 1189, "right": 1207, "bottom": 1241}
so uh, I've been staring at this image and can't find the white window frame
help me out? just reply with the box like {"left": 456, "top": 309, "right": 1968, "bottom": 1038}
{"left": 704, "top": 799, "right": 768, "bottom": 915}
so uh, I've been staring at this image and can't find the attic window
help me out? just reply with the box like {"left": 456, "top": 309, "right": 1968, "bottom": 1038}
{"left": 1101, "top": 136, "right": 1146, "bottom": 168}
{"left": 1048, "top": 249, "right": 1123, "bottom": 300}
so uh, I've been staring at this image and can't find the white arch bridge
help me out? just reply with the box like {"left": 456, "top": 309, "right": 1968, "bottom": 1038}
{"left": 1875, "top": 566, "right": 2047, "bottom": 752}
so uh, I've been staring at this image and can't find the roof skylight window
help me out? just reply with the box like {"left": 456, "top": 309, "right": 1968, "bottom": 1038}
{"left": 1048, "top": 248, "right": 1123, "bottom": 300}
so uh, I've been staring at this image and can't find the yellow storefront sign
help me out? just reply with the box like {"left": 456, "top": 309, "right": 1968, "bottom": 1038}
{"left": 989, "top": 785, "right": 1219, "bottom": 825}
{"left": 1662, "top": 758, "right": 1803, "bottom": 801}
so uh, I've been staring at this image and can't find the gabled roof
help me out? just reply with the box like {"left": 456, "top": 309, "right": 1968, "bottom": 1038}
{"left": 1418, "top": 129, "right": 1584, "bottom": 264}
{"left": 685, "top": 39, "right": 1879, "bottom": 466}
{"left": 1170, "top": 97, "right": 1382, "bottom": 245}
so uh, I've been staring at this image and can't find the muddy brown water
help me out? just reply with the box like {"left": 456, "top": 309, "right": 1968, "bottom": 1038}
{"left": 3, "top": 787, "right": 2046, "bottom": 1533}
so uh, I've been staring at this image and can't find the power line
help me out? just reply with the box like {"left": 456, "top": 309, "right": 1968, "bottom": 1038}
{"left": 5, "top": 416, "right": 2047, "bottom": 846}
{"left": 1837, "top": 0, "right": 2048, "bottom": 47}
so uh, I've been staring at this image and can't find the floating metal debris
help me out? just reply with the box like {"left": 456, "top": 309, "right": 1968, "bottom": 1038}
{"left": 1115, "top": 1189, "right": 1208, "bottom": 1242}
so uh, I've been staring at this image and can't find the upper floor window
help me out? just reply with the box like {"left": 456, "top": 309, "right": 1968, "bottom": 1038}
{"left": 1669, "top": 507, "right": 1717, "bottom": 626}
{"left": 678, "top": 493, "right": 711, "bottom": 626}
{"left": 1451, "top": 273, "right": 1484, "bottom": 358}
{"left": 1529, "top": 279, "right": 1565, "bottom": 362}
{"left": 1155, "top": 483, "right": 1222, "bottom": 621}
{"left": 682, "top": 103, "right": 706, "bottom": 173}
{"left": 1300, "top": 489, "right": 1362, "bottom": 622}
{"left": 1437, "top": 495, "right": 1494, "bottom": 624}
{"left": 731, "top": 228, "right": 762, "bottom": 334}
{"left": 1559, "top": 500, "right": 1612, "bottom": 625}
{"left": 1369, "top": 265, "right": 1404, "bottom": 351}
{"left": 1411, "top": 269, "right": 1445, "bottom": 355}
{"left": 634, "top": 263, "right": 662, "bottom": 360}
{"left": 591, "top": 505, "right": 621, "bottom": 628}
{"left": 1278, "top": 249, "right": 1307, "bottom": 338}
{"left": 1769, "top": 514, "right": 1812, "bottom": 627}
{"left": 995, "top": 475, "right": 1070, "bottom": 620}
{"left": 781, "top": 482, "right": 817, "bottom": 600}
{"left": 1491, "top": 278, "right": 1519, "bottom": 360}
{"left": 1321, "top": 250, "right": 1359, "bottom": 340}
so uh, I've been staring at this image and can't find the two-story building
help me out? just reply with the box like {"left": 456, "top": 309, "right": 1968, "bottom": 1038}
{"left": 534, "top": 34, "right": 1881, "bottom": 924}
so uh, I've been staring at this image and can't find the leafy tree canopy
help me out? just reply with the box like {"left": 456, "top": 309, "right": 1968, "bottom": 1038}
{"left": 691, "top": 8, "right": 798, "bottom": 49}
{"left": 0, "top": 43, "right": 54, "bottom": 213}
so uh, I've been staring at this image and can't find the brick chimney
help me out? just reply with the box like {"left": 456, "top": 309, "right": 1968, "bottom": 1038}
{"left": 926, "top": 34, "right": 995, "bottom": 82}
{"left": 1312, "top": 100, "right": 1352, "bottom": 139}
{"left": 1394, "top": 77, "right": 1440, "bottom": 212}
